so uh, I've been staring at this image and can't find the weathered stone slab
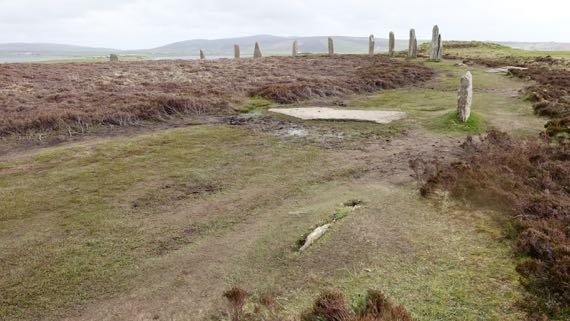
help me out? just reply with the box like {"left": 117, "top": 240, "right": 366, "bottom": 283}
{"left": 199, "top": 50, "right": 205, "bottom": 60}
{"left": 234, "top": 45, "right": 240, "bottom": 59}
{"left": 254, "top": 42, "right": 262, "bottom": 58}
{"left": 457, "top": 71, "right": 473, "bottom": 122}
{"left": 269, "top": 107, "right": 406, "bottom": 124}
{"left": 369, "top": 34, "right": 375, "bottom": 56}
{"left": 389, "top": 32, "right": 395, "bottom": 57}
{"left": 429, "top": 25, "right": 443, "bottom": 61}
{"left": 328, "top": 37, "right": 334, "bottom": 55}
{"left": 293, "top": 40, "right": 299, "bottom": 57}
{"left": 408, "top": 29, "right": 417, "bottom": 58}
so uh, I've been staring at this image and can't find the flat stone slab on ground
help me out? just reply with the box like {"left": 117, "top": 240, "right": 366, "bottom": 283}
{"left": 487, "top": 66, "right": 529, "bottom": 73}
{"left": 269, "top": 107, "right": 406, "bottom": 124}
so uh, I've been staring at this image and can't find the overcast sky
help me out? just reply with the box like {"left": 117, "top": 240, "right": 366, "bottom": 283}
{"left": 0, "top": 0, "right": 568, "bottom": 50}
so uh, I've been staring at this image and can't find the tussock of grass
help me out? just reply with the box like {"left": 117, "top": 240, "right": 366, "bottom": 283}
{"left": 431, "top": 111, "right": 485, "bottom": 134}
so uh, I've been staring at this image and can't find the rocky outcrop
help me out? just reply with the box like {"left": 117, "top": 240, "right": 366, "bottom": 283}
{"left": 457, "top": 71, "right": 473, "bottom": 122}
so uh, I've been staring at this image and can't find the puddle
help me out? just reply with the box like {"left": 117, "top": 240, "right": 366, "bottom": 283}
{"left": 269, "top": 107, "right": 406, "bottom": 124}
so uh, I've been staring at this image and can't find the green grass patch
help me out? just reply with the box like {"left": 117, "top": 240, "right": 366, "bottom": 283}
{"left": 431, "top": 111, "right": 485, "bottom": 134}
{"left": 0, "top": 125, "right": 341, "bottom": 321}
{"left": 235, "top": 96, "right": 275, "bottom": 113}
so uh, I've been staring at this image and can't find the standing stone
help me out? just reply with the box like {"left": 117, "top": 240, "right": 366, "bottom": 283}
{"left": 389, "top": 32, "right": 395, "bottom": 57}
{"left": 253, "top": 42, "right": 262, "bottom": 58}
{"left": 199, "top": 50, "right": 205, "bottom": 60}
{"left": 328, "top": 37, "right": 334, "bottom": 56}
{"left": 436, "top": 34, "right": 443, "bottom": 61}
{"left": 408, "top": 29, "right": 417, "bottom": 58}
{"left": 457, "top": 71, "right": 473, "bottom": 122}
{"left": 234, "top": 45, "right": 240, "bottom": 59}
{"left": 292, "top": 40, "right": 299, "bottom": 57}
{"left": 429, "top": 25, "right": 443, "bottom": 61}
{"left": 369, "top": 34, "right": 375, "bottom": 56}
{"left": 109, "top": 54, "right": 119, "bottom": 62}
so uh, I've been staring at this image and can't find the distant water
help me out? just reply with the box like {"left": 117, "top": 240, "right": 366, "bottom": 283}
{"left": 0, "top": 55, "right": 77, "bottom": 63}
{"left": 0, "top": 55, "right": 236, "bottom": 63}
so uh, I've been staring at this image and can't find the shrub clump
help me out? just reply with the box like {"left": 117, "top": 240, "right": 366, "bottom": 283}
{"left": 416, "top": 130, "right": 570, "bottom": 320}
{"left": 220, "top": 288, "right": 415, "bottom": 321}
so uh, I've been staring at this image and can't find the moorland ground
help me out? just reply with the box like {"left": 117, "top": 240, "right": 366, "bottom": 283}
{"left": 0, "top": 45, "right": 567, "bottom": 321}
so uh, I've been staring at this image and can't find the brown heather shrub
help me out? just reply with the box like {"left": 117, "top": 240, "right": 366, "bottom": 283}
{"left": 220, "top": 288, "right": 415, "bottom": 321}
{"left": 0, "top": 55, "right": 434, "bottom": 137}
{"left": 417, "top": 131, "right": 570, "bottom": 320}
{"left": 224, "top": 287, "right": 248, "bottom": 321}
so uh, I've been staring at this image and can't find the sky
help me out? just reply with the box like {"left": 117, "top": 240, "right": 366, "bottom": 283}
{"left": 0, "top": 0, "right": 568, "bottom": 50}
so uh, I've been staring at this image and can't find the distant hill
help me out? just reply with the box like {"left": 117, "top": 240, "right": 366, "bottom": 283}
{"left": 144, "top": 35, "right": 417, "bottom": 56}
{"left": 3, "top": 37, "right": 570, "bottom": 63}
{"left": 0, "top": 43, "right": 118, "bottom": 55}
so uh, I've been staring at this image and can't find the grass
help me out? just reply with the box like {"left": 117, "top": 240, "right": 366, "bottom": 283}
{"left": 0, "top": 125, "right": 344, "bottom": 320}
{"left": 239, "top": 184, "right": 525, "bottom": 321}
{"left": 234, "top": 96, "right": 276, "bottom": 113}
{"left": 431, "top": 111, "right": 485, "bottom": 134}
{"left": 3, "top": 46, "right": 564, "bottom": 321}
{"left": 347, "top": 60, "right": 545, "bottom": 137}
{"left": 439, "top": 41, "right": 570, "bottom": 60}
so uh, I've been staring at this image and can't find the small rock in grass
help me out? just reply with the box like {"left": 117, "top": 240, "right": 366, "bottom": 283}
{"left": 299, "top": 224, "right": 331, "bottom": 252}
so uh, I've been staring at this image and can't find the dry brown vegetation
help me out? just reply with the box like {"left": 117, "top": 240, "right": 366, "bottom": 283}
{"left": 219, "top": 288, "right": 415, "bottom": 321}
{"left": 415, "top": 131, "right": 570, "bottom": 320}
{"left": 0, "top": 55, "right": 433, "bottom": 136}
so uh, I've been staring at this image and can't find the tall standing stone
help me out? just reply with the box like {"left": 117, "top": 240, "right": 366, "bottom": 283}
{"left": 369, "top": 34, "right": 375, "bottom": 56}
{"left": 292, "top": 40, "right": 299, "bottom": 57}
{"left": 109, "top": 54, "right": 119, "bottom": 62}
{"left": 254, "top": 42, "right": 262, "bottom": 58}
{"left": 389, "top": 32, "right": 395, "bottom": 57}
{"left": 328, "top": 37, "right": 334, "bottom": 56}
{"left": 199, "top": 50, "right": 205, "bottom": 60}
{"left": 457, "top": 71, "right": 473, "bottom": 122}
{"left": 436, "top": 34, "right": 443, "bottom": 61}
{"left": 429, "top": 25, "right": 443, "bottom": 61}
{"left": 234, "top": 45, "right": 240, "bottom": 59}
{"left": 408, "top": 29, "right": 417, "bottom": 58}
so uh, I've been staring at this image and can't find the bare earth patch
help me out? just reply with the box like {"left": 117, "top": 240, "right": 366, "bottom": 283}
{"left": 269, "top": 107, "right": 406, "bottom": 124}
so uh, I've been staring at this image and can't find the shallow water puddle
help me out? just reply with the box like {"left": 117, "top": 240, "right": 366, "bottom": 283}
{"left": 269, "top": 107, "right": 406, "bottom": 124}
